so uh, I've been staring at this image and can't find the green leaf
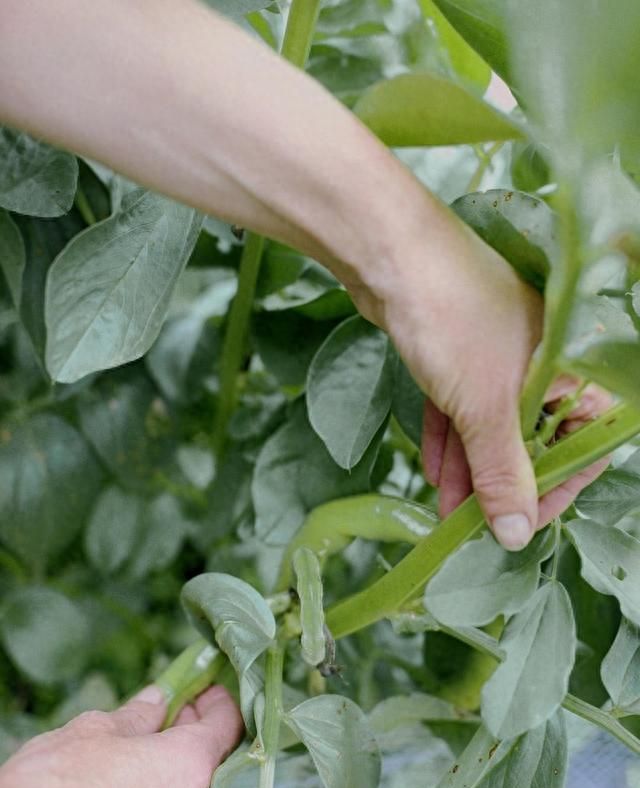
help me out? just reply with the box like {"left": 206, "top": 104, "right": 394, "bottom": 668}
{"left": 566, "top": 519, "right": 640, "bottom": 628}
{"left": 284, "top": 695, "right": 381, "bottom": 788}
{"left": 564, "top": 341, "right": 640, "bottom": 410}
{"left": 425, "top": 529, "right": 555, "bottom": 627}
{"left": 0, "top": 587, "right": 89, "bottom": 684}
{"left": 126, "top": 494, "right": 189, "bottom": 579}
{"left": 451, "top": 189, "right": 555, "bottom": 291}
{"left": 85, "top": 486, "right": 145, "bottom": 575}
{"left": 307, "top": 316, "right": 394, "bottom": 469}
{"left": 391, "top": 355, "right": 425, "bottom": 448}
{"left": 293, "top": 548, "right": 326, "bottom": 666}
{"left": 481, "top": 582, "right": 576, "bottom": 739}
{"left": 354, "top": 72, "right": 522, "bottom": 148}
{"left": 49, "top": 673, "right": 117, "bottom": 727}
{"left": 0, "top": 414, "right": 102, "bottom": 573}
{"left": 506, "top": 0, "right": 640, "bottom": 174}
{"left": 369, "top": 693, "right": 477, "bottom": 733}
{"left": 0, "top": 210, "right": 25, "bottom": 309}
{"left": 438, "top": 713, "right": 567, "bottom": 788}
{"left": 576, "top": 449, "right": 640, "bottom": 526}
{"left": 510, "top": 143, "right": 552, "bottom": 194}
{"left": 45, "top": 189, "right": 202, "bottom": 382}
{"left": 601, "top": 617, "right": 640, "bottom": 711}
{"left": 431, "top": 0, "right": 510, "bottom": 84}
{"left": 182, "top": 572, "right": 275, "bottom": 675}
{"left": 0, "top": 129, "right": 78, "bottom": 218}
{"left": 253, "top": 399, "right": 383, "bottom": 545}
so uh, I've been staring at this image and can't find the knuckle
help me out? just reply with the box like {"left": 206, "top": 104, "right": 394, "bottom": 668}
{"left": 67, "top": 710, "right": 113, "bottom": 735}
{"left": 471, "top": 464, "right": 523, "bottom": 501}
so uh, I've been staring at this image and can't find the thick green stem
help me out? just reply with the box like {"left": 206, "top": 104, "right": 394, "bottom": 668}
{"left": 213, "top": 0, "right": 321, "bottom": 456}
{"left": 214, "top": 232, "right": 265, "bottom": 456}
{"left": 74, "top": 187, "right": 97, "bottom": 226}
{"left": 260, "top": 643, "right": 285, "bottom": 788}
{"left": 325, "top": 402, "right": 640, "bottom": 639}
{"left": 520, "top": 185, "right": 582, "bottom": 438}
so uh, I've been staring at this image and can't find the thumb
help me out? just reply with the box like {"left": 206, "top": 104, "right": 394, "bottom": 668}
{"left": 457, "top": 405, "right": 538, "bottom": 551}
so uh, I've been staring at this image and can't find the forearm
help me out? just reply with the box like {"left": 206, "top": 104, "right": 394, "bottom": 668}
{"left": 0, "top": 0, "right": 456, "bottom": 318}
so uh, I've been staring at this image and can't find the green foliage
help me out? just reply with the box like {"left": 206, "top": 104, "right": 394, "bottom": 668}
{"left": 2, "top": 1, "right": 640, "bottom": 786}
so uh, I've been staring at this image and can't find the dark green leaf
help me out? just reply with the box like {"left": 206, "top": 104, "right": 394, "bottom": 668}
{"left": 0, "top": 587, "right": 89, "bottom": 684}
{"left": 85, "top": 486, "right": 145, "bottom": 575}
{"left": 126, "top": 494, "right": 189, "bottom": 579}
{"left": 451, "top": 189, "right": 555, "bottom": 291}
{"left": 252, "top": 399, "right": 383, "bottom": 545}
{"left": 45, "top": 190, "right": 202, "bottom": 382}
{"left": 566, "top": 518, "right": 640, "bottom": 628}
{"left": 0, "top": 129, "right": 78, "bottom": 218}
{"left": 0, "top": 414, "right": 102, "bottom": 573}
{"left": 354, "top": 73, "right": 522, "bottom": 147}
{"left": 481, "top": 582, "right": 575, "bottom": 738}
{"left": 391, "top": 355, "right": 425, "bottom": 448}
{"left": 307, "top": 316, "right": 394, "bottom": 469}
{"left": 284, "top": 695, "right": 381, "bottom": 788}
{"left": 425, "top": 529, "right": 555, "bottom": 627}
{"left": 510, "top": 143, "right": 552, "bottom": 194}
{"left": 0, "top": 210, "right": 25, "bottom": 309}
{"left": 431, "top": 0, "right": 510, "bottom": 83}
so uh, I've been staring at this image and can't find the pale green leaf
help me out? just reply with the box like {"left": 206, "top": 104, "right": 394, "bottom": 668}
{"left": 0, "top": 128, "right": 78, "bottom": 218}
{"left": 307, "top": 316, "right": 393, "bottom": 469}
{"left": 203, "top": 0, "right": 273, "bottom": 21}
{"left": 438, "top": 713, "right": 567, "bottom": 788}
{"left": 0, "top": 587, "right": 89, "bottom": 684}
{"left": 354, "top": 72, "right": 522, "bottom": 147}
{"left": 0, "top": 414, "right": 102, "bottom": 573}
{"left": 45, "top": 189, "right": 202, "bottom": 382}
{"left": 566, "top": 519, "right": 640, "bottom": 628}
{"left": 481, "top": 582, "right": 575, "bottom": 738}
{"left": 293, "top": 548, "right": 326, "bottom": 666}
{"left": 126, "top": 494, "right": 189, "bottom": 579}
{"left": 564, "top": 341, "right": 640, "bottom": 410}
{"left": 0, "top": 209, "right": 25, "bottom": 308}
{"left": 576, "top": 448, "right": 640, "bottom": 526}
{"left": 370, "top": 693, "right": 477, "bottom": 734}
{"left": 284, "top": 695, "right": 381, "bottom": 788}
{"left": 425, "top": 529, "right": 555, "bottom": 627}
{"left": 601, "top": 617, "right": 640, "bottom": 711}
{"left": 85, "top": 486, "right": 145, "bottom": 575}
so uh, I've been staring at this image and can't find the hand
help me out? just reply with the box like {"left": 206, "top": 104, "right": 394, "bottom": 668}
{"left": 377, "top": 216, "right": 610, "bottom": 550}
{"left": 0, "top": 685, "right": 243, "bottom": 788}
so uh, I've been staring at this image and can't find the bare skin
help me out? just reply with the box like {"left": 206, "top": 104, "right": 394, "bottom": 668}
{"left": 0, "top": 685, "right": 244, "bottom": 788}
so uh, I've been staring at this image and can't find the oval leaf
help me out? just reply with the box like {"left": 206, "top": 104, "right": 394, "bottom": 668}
{"left": 481, "top": 582, "right": 576, "bottom": 739}
{"left": 307, "top": 315, "right": 393, "bottom": 469}
{"left": 0, "top": 414, "right": 102, "bottom": 573}
{"left": 425, "top": 529, "right": 555, "bottom": 627}
{"left": 451, "top": 189, "right": 555, "bottom": 291}
{"left": 293, "top": 548, "right": 326, "bottom": 667}
{"left": 85, "top": 486, "right": 145, "bottom": 575}
{"left": 576, "top": 448, "right": 640, "bottom": 526}
{"left": 354, "top": 72, "right": 522, "bottom": 147}
{"left": 0, "top": 587, "right": 89, "bottom": 684}
{"left": 284, "top": 695, "right": 381, "bottom": 788}
{"left": 601, "top": 617, "right": 640, "bottom": 711}
{"left": 0, "top": 128, "right": 78, "bottom": 217}
{"left": 45, "top": 189, "right": 202, "bottom": 382}
{"left": 0, "top": 209, "right": 25, "bottom": 308}
{"left": 566, "top": 518, "right": 640, "bottom": 628}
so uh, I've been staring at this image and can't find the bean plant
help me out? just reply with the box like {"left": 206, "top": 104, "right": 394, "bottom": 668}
{"left": 1, "top": 1, "right": 640, "bottom": 786}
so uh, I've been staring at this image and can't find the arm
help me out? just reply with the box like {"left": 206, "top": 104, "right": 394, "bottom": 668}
{"left": 0, "top": 0, "right": 606, "bottom": 548}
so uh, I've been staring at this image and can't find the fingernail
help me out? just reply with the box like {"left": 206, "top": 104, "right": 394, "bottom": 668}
{"left": 131, "top": 685, "right": 165, "bottom": 705}
{"left": 492, "top": 513, "right": 532, "bottom": 551}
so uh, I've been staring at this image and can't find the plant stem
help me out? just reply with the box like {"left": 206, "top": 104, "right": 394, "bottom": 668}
{"left": 260, "top": 643, "right": 284, "bottom": 788}
{"left": 325, "top": 402, "right": 640, "bottom": 639}
{"left": 74, "top": 187, "right": 97, "bottom": 226}
{"left": 213, "top": 0, "right": 321, "bottom": 457}
{"left": 432, "top": 617, "right": 640, "bottom": 756}
{"left": 520, "top": 184, "right": 582, "bottom": 438}
{"left": 466, "top": 141, "right": 504, "bottom": 192}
